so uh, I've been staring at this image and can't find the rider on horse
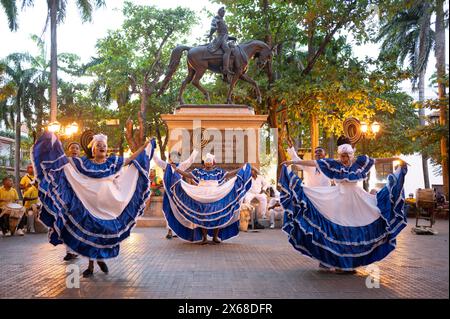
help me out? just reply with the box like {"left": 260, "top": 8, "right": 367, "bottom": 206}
{"left": 207, "top": 7, "right": 236, "bottom": 78}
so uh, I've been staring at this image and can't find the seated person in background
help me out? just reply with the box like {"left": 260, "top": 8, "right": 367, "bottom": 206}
{"left": 244, "top": 167, "right": 269, "bottom": 229}
{"left": 20, "top": 164, "right": 35, "bottom": 193}
{"left": 268, "top": 187, "right": 283, "bottom": 229}
{"left": 405, "top": 193, "right": 416, "bottom": 205}
{"left": 0, "top": 176, "right": 23, "bottom": 237}
{"left": 434, "top": 189, "right": 446, "bottom": 206}
{"left": 149, "top": 169, "right": 163, "bottom": 196}
{"left": 22, "top": 179, "right": 40, "bottom": 233}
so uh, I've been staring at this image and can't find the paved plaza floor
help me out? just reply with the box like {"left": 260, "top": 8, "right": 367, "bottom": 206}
{"left": 0, "top": 221, "right": 448, "bottom": 299}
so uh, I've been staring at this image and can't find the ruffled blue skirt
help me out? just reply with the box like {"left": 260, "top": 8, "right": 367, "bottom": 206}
{"left": 32, "top": 132, "right": 154, "bottom": 260}
{"left": 162, "top": 164, "right": 253, "bottom": 242}
{"left": 279, "top": 164, "right": 407, "bottom": 270}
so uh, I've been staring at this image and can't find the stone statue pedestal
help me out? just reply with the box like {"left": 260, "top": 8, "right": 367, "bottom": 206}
{"left": 139, "top": 105, "right": 267, "bottom": 228}
{"left": 161, "top": 104, "right": 268, "bottom": 169}
{"left": 136, "top": 194, "right": 167, "bottom": 228}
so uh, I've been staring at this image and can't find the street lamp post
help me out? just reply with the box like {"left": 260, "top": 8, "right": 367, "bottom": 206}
{"left": 46, "top": 121, "right": 79, "bottom": 139}
{"left": 359, "top": 121, "right": 380, "bottom": 191}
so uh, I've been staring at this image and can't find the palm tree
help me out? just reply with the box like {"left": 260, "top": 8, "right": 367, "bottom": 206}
{"left": 377, "top": 0, "right": 434, "bottom": 188}
{"left": 1, "top": 0, "right": 106, "bottom": 122}
{"left": 1, "top": 53, "right": 37, "bottom": 194}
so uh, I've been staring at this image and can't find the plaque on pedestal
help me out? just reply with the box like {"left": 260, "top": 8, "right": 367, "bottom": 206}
{"left": 161, "top": 104, "right": 268, "bottom": 169}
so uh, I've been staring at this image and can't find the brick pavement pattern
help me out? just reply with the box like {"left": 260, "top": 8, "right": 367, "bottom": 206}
{"left": 0, "top": 221, "right": 448, "bottom": 298}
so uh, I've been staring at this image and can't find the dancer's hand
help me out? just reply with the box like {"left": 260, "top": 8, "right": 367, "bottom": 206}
{"left": 396, "top": 158, "right": 410, "bottom": 166}
{"left": 286, "top": 136, "right": 294, "bottom": 148}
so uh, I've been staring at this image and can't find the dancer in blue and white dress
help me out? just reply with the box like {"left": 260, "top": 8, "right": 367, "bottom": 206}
{"left": 32, "top": 132, "right": 155, "bottom": 277}
{"left": 163, "top": 153, "right": 253, "bottom": 245}
{"left": 281, "top": 142, "right": 408, "bottom": 273}
{"left": 153, "top": 148, "right": 199, "bottom": 239}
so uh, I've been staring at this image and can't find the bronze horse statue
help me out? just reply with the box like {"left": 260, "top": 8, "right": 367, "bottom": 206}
{"left": 158, "top": 40, "right": 273, "bottom": 104}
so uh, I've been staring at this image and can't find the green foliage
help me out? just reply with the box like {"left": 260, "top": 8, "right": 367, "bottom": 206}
{"left": 1, "top": 0, "right": 106, "bottom": 31}
{"left": 214, "top": 0, "right": 419, "bottom": 158}
{"left": 87, "top": 2, "right": 197, "bottom": 149}
{"left": 377, "top": 0, "right": 434, "bottom": 90}
{"left": 410, "top": 68, "right": 450, "bottom": 164}
{"left": 367, "top": 91, "right": 420, "bottom": 157}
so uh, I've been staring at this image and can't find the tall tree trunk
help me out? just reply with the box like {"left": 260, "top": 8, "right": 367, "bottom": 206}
{"left": 418, "top": 70, "right": 430, "bottom": 188}
{"left": 435, "top": 0, "right": 448, "bottom": 198}
{"left": 267, "top": 101, "right": 286, "bottom": 178}
{"left": 14, "top": 91, "right": 21, "bottom": 198}
{"left": 262, "top": 0, "right": 285, "bottom": 177}
{"left": 310, "top": 114, "right": 319, "bottom": 152}
{"left": 50, "top": 0, "right": 58, "bottom": 122}
{"left": 139, "top": 79, "right": 148, "bottom": 144}
{"left": 36, "top": 104, "right": 43, "bottom": 133}
{"left": 327, "top": 134, "right": 335, "bottom": 157}
{"left": 307, "top": 19, "right": 319, "bottom": 151}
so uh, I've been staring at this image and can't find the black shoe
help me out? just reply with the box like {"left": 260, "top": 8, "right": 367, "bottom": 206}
{"left": 63, "top": 253, "right": 78, "bottom": 261}
{"left": 254, "top": 223, "right": 265, "bottom": 229}
{"left": 212, "top": 237, "right": 221, "bottom": 244}
{"left": 335, "top": 269, "right": 357, "bottom": 275}
{"left": 82, "top": 268, "right": 94, "bottom": 278}
{"left": 97, "top": 261, "right": 109, "bottom": 274}
{"left": 165, "top": 233, "right": 173, "bottom": 239}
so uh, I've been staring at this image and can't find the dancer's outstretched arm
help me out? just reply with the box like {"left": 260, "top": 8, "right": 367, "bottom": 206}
{"left": 124, "top": 140, "right": 150, "bottom": 166}
{"left": 153, "top": 152, "right": 168, "bottom": 170}
{"left": 177, "top": 148, "right": 200, "bottom": 172}
{"left": 374, "top": 157, "right": 409, "bottom": 166}
{"left": 225, "top": 168, "right": 239, "bottom": 178}
{"left": 175, "top": 167, "right": 195, "bottom": 180}
{"left": 225, "top": 164, "right": 248, "bottom": 178}
{"left": 282, "top": 159, "right": 316, "bottom": 167}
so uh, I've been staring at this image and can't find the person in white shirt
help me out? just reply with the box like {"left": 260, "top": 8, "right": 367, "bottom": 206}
{"left": 244, "top": 167, "right": 269, "bottom": 223}
{"left": 268, "top": 187, "right": 283, "bottom": 229}
{"left": 153, "top": 148, "right": 199, "bottom": 172}
{"left": 286, "top": 139, "right": 330, "bottom": 187}
{"left": 153, "top": 148, "right": 199, "bottom": 239}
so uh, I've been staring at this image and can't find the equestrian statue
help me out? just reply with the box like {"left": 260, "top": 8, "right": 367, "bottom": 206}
{"left": 158, "top": 6, "right": 274, "bottom": 105}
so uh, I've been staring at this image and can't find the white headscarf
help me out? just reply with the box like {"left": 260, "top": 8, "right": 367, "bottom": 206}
{"left": 88, "top": 134, "right": 108, "bottom": 152}
{"left": 337, "top": 143, "right": 354, "bottom": 160}
{"left": 204, "top": 153, "right": 215, "bottom": 164}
